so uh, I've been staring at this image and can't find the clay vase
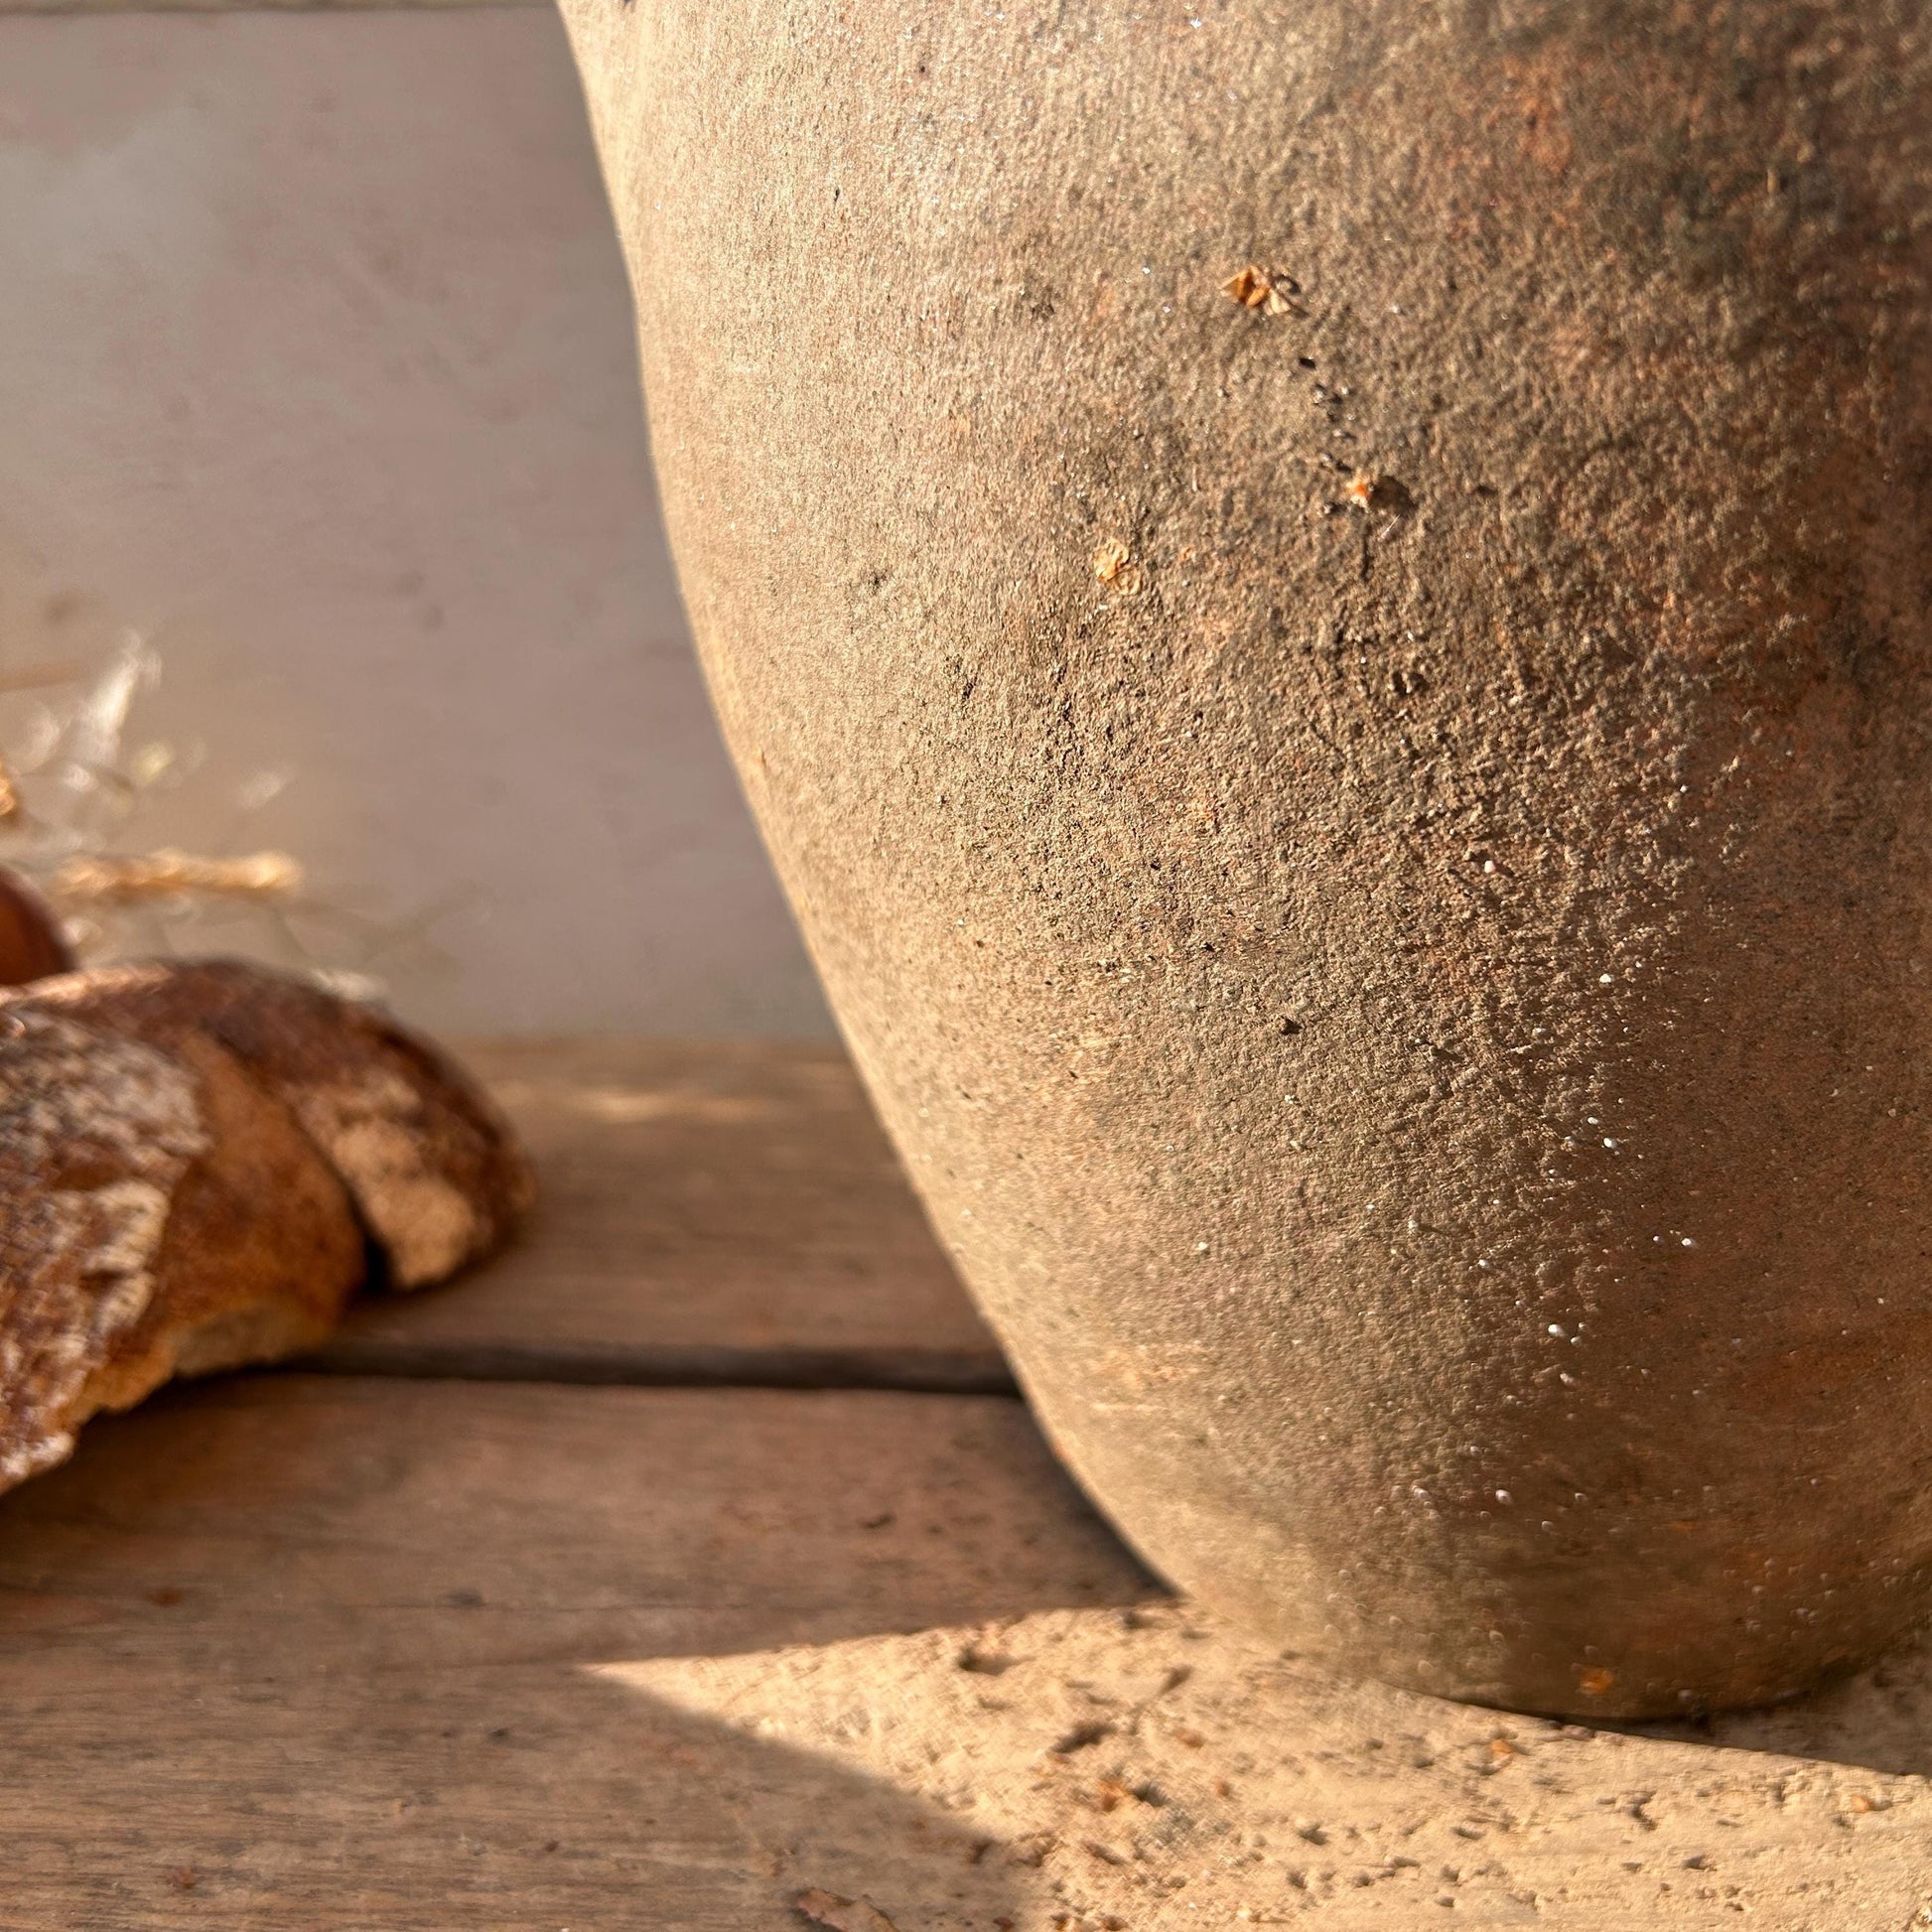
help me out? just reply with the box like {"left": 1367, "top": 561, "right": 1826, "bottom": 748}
{"left": 563, "top": 0, "right": 1932, "bottom": 1717}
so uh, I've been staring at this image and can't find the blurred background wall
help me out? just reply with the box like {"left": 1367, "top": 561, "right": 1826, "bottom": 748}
{"left": 0, "top": 2, "right": 834, "bottom": 1037}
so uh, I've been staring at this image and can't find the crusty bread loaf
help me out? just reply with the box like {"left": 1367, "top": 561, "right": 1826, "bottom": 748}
{"left": 30, "top": 959, "right": 536, "bottom": 1288}
{"left": 0, "top": 871, "right": 73, "bottom": 989}
{"left": 0, "top": 1007, "right": 362, "bottom": 1484}
{"left": 0, "top": 959, "right": 533, "bottom": 1492}
{"left": 64, "top": 1030, "right": 366, "bottom": 1428}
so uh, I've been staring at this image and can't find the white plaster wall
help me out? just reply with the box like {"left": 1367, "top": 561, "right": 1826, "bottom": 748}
{"left": 0, "top": 8, "right": 833, "bottom": 1036}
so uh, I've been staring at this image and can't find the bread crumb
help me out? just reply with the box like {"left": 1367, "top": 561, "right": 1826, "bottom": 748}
{"left": 1221, "top": 264, "right": 1300, "bottom": 316}
{"left": 794, "top": 1889, "right": 900, "bottom": 1932}
{"left": 1090, "top": 539, "right": 1144, "bottom": 596}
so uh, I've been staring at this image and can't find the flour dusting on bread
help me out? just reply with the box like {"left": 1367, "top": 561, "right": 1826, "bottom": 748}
{"left": 0, "top": 962, "right": 532, "bottom": 1496}
{"left": 0, "top": 1012, "right": 207, "bottom": 1482}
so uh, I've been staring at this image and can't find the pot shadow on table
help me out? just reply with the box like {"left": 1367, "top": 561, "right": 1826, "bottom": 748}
{"left": 0, "top": 1652, "right": 1050, "bottom": 1931}
{"left": 1611, "top": 1631, "right": 1932, "bottom": 1777}
{"left": 0, "top": 1367, "right": 1925, "bottom": 1930}
{"left": 0, "top": 1370, "right": 1162, "bottom": 1929}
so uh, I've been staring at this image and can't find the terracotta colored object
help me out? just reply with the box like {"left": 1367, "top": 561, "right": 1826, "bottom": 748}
{"left": 564, "top": 1, "right": 1932, "bottom": 1716}
{"left": 0, "top": 868, "right": 73, "bottom": 987}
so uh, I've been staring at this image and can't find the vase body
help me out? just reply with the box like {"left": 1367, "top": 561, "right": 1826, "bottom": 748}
{"left": 564, "top": 0, "right": 1932, "bottom": 1717}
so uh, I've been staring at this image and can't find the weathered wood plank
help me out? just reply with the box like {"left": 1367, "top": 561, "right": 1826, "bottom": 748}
{"left": 5, "top": 1373, "right": 1930, "bottom": 1928}
{"left": 0, "top": 1376, "right": 1140, "bottom": 1665}
{"left": 0, "top": 1374, "right": 1151, "bottom": 1928}
{"left": 312, "top": 1038, "right": 1009, "bottom": 1391}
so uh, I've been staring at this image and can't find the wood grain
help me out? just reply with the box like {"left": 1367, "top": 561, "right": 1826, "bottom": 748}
{"left": 311, "top": 1038, "right": 1010, "bottom": 1392}
{"left": 626, "top": 1606, "right": 1932, "bottom": 1930}
{"left": 7, "top": 1374, "right": 1932, "bottom": 1929}
{"left": 0, "top": 1374, "right": 1151, "bottom": 1928}
{"left": 3, "top": 1037, "right": 1931, "bottom": 1927}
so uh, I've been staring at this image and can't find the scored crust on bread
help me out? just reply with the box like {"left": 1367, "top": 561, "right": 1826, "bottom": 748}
{"left": 0, "top": 1007, "right": 362, "bottom": 1485}
{"left": 70, "top": 1029, "right": 365, "bottom": 1421}
{"left": 0, "top": 959, "right": 533, "bottom": 1493}
{"left": 28, "top": 959, "right": 536, "bottom": 1289}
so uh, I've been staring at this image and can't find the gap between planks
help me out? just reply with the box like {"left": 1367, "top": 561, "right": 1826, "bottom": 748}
{"left": 297, "top": 1333, "right": 1019, "bottom": 1397}
{"left": 289, "top": 1036, "right": 1015, "bottom": 1399}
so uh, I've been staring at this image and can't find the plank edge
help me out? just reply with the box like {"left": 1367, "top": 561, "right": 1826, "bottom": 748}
{"left": 295, "top": 1335, "right": 1020, "bottom": 1396}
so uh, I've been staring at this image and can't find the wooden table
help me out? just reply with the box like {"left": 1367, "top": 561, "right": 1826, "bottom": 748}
{"left": 6, "top": 1040, "right": 1928, "bottom": 1928}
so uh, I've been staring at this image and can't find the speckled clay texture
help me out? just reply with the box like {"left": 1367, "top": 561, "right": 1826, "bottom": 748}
{"left": 564, "top": 0, "right": 1932, "bottom": 1715}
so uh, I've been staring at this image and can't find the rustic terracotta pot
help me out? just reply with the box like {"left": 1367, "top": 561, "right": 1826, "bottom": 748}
{"left": 563, "top": 0, "right": 1932, "bottom": 1717}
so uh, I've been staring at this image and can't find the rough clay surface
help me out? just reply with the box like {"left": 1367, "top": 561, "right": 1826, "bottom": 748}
{"left": 565, "top": 0, "right": 1932, "bottom": 1714}
{"left": 0, "top": 961, "right": 533, "bottom": 1496}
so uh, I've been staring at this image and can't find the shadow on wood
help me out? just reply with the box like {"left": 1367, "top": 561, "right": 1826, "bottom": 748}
{"left": 0, "top": 1375, "right": 1156, "bottom": 1926}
